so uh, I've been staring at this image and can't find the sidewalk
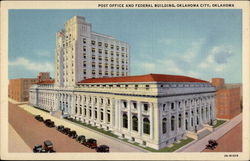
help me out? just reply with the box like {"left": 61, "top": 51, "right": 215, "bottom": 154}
{"left": 8, "top": 124, "right": 31, "bottom": 152}
{"left": 176, "top": 113, "right": 242, "bottom": 152}
{"left": 18, "top": 104, "right": 146, "bottom": 152}
{"left": 8, "top": 98, "right": 28, "bottom": 105}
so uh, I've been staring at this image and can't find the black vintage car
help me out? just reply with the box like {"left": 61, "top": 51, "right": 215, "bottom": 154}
{"left": 76, "top": 135, "right": 86, "bottom": 144}
{"left": 43, "top": 140, "right": 55, "bottom": 153}
{"left": 62, "top": 127, "right": 71, "bottom": 135}
{"left": 96, "top": 145, "right": 109, "bottom": 152}
{"left": 85, "top": 138, "right": 97, "bottom": 149}
{"left": 205, "top": 139, "right": 218, "bottom": 150}
{"left": 56, "top": 125, "right": 64, "bottom": 132}
{"left": 33, "top": 140, "right": 56, "bottom": 153}
{"left": 44, "top": 119, "right": 55, "bottom": 128}
{"left": 35, "top": 115, "right": 44, "bottom": 122}
{"left": 68, "top": 130, "right": 77, "bottom": 139}
{"left": 33, "top": 144, "right": 44, "bottom": 153}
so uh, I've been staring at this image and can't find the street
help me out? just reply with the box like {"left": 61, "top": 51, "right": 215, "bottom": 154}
{"left": 9, "top": 102, "right": 95, "bottom": 152}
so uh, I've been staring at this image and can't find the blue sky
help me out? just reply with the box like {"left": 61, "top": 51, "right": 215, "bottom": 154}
{"left": 9, "top": 9, "right": 242, "bottom": 83}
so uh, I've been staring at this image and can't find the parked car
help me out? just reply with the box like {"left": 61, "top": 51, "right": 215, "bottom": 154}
{"left": 96, "top": 145, "right": 109, "bottom": 152}
{"left": 76, "top": 135, "right": 86, "bottom": 144}
{"left": 62, "top": 127, "right": 71, "bottom": 135}
{"left": 44, "top": 119, "right": 55, "bottom": 128}
{"left": 85, "top": 138, "right": 97, "bottom": 149}
{"left": 33, "top": 140, "right": 56, "bottom": 153}
{"left": 68, "top": 130, "right": 77, "bottom": 139}
{"left": 205, "top": 139, "right": 218, "bottom": 150}
{"left": 33, "top": 144, "right": 45, "bottom": 153}
{"left": 35, "top": 115, "right": 44, "bottom": 122}
{"left": 43, "top": 140, "right": 55, "bottom": 152}
{"left": 56, "top": 125, "right": 64, "bottom": 132}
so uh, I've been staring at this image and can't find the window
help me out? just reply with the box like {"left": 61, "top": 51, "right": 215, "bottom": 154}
{"left": 135, "top": 84, "right": 138, "bottom": 89}
{"left": 123, "top": 113, "right": 128, "bottom": 128}
{"left": 98, "top": 42, "right": 102, "bottom": 47}
{"left": 91, "top": 40, "right": 96, "bottom": 45}
{"left": 101, "top": 112, "right": 103, "bottom": 121}
{"left": 123, "top": 101, "right": 127, "bottom": 108}
{"left": 143, "top": 118, "right": 150, "bottom": 134}
{"left": 83, "top": 38, "right": 86, "bottom": 44}
{"left": 162, "top": 118, "right": 167, "bottom": 134}
{"left": 132, "top": 116, "right": 138, "bottom": 131}
{"left": 133, "top": 102, "right": 137, "bottom": 109}
{"left": 95, "top": 111, "right": 97, "bottom": 119}
{"left": 111, "top": 44, "right": 114, "bottom": 49}
{"left": 178, "top": 114, "right": 182, "bottom": 128}
{"left": 171, "top": 116, "right": 175, "bottom": 131}
{"left": 107, "top": 113, "right": 110, "bottom": 123}
{"left": 145, "top": 85, "right": 150, "bottom": 90}
{"left": 104, "top": 43, "right": 108, "bottom": 48}
{"left": 171, "top": 103, "right": 174, "bottom": 110}
{"left": 143, "top": 104, "right": 148, "bottom": 111}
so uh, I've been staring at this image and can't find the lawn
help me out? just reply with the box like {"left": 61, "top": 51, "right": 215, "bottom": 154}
{"left": 213, "top": 120, "right": 226, "bottom": 128}
{"left": 65, "top": 117, "right": 194, "bottom": 152}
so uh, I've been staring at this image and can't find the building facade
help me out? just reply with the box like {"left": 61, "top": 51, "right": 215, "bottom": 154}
{"left": 29, "top": 16, "right": 216, "bottom": 149}
{"left": 55, "top": 16, "right": 129, "bottom": 88}
{"left": 30, "top": 74, "right": 216, "bottom": 149}
{"left": 9, "top": 72, "right": 53, "bottom": 102}
{"left": 212, "top": 78, "right": 241, "bottom": 119}
{"left": 9, "top": 78, "right": 38, "bottom": 102}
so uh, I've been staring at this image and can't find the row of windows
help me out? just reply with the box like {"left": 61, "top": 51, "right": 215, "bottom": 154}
{"left": 78, "top": 84, "right": 150, "bottom": 90}
{"left": 83, "top": 38, "right": 127, "bottom": 52}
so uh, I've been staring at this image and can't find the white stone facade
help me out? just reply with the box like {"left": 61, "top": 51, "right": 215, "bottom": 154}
{"left": 29, "top": 80, "right": 216, "bottom": 150}
{"left": 55, "top": 16, "right": 129, "bottom": 88}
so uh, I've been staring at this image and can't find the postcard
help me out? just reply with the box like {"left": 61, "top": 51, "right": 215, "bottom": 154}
{"left": 1, "top": 1, "right": 249, "bottom": 160}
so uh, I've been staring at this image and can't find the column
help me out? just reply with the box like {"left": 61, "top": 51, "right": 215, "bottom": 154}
{"left": 71, "top": 94, "right": 75, "bottom": 115}
{"left": 149, "top": 102, "right": 154, "bottom": 139}
{"left": 97, "top": 97, "right": 101, "bottom": 123}
{"left": 86, "top": 96, "right": 90, "bottom": 120}
{"left": 137, "top": 101, "right": 142, "bottom": 136}
{"left": 111, "top": 98, "right": 115, "bottom": 128}
{"left": 103, "top": 98, "right": 107, "bottom": 125}
{"left": 91, "top": 96, "right": 94, "bottom": 120}
{"left": 118, "top": 100, "right": 121, "bottom": 131}
{"left": 128, "top": 100, "right": 131, "bottom": 132}
{"left": 175, "top": 102, "right": 178, "bottom": 134}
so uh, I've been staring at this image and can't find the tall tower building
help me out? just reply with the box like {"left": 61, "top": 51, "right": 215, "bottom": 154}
{"left": 55, "top": 16, "right": 130, "bottom": 87}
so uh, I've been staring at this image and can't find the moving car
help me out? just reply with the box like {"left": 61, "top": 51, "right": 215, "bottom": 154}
{"left": 85, "top": 138, "right": 97, "bottom": 149}
{"left": 35, "top": 115, "right": 44, "bottom": 122}
{"left": 205, "top": 139, "right": 218, "bottom": 150}
{"left": 43, "top": 140, "right": 55, "bottom": 152}
{"left": 33, "top": 140, "right": 56, "bottom": 153}
{"left": 76, "top": 135, "right": 86, "bottom": 144}
{"left": 33, "top": 144, "right": 44, "bottom": 153}
{"left": 96, "top": 145, "right": 109, "bottom": 152}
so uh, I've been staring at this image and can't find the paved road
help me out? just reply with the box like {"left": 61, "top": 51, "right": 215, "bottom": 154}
{"left": 17, "top": 103, "right": 145, "bottom": 152}
{"left": 203, "top": 122, "right": 242, "bottom": 152}
{"left": 177, "top": 113, "right": 242, "bottom": 152}
{"left": 9, "top": 102, "right": 95, "bottom": 152}
{"left": 8, "top": 124, "right": 31, "bottom": 152}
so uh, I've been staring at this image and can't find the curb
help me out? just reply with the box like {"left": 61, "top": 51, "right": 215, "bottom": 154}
{"left": 63, "top": 119, "right": 149, "bottom": 152}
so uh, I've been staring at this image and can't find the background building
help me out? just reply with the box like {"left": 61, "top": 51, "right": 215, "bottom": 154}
{"left": 9, "top": 78, "right": 38, "bottom": 102}
{"left": 9, "top": 72, "right": 52, "bottom": 102}
{"left": 212, "top": 78, "right": 241, "bottom": 119}
{"left": 55, "top": 16, "right": 130, "bottom": 88}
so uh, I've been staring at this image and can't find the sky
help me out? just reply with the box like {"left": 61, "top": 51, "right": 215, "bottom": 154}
{"left": 8, "top": 9, "right": 242, "bottom": 83}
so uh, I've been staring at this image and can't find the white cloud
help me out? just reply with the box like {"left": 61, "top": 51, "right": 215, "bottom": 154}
{"left": 36, "top": 50, "right": 51, "bottom": 57}
{"left": 180, "top": 39, "right": 205, "bottom": 63}
{"left": 198, "top": 45, "right": 233, "bottom": 72}
{"left": 9, "top": 57, "right": 54, "bottom": 73}
{"left": 141, "top": 62, "right": 156, "bottom": 72}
